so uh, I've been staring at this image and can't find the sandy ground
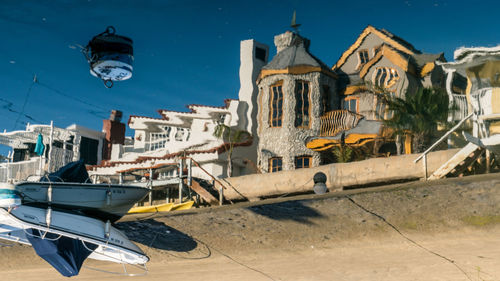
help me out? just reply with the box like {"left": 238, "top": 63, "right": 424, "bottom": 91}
{"left": 1, "top": 173, "right": 500, "bottom": 281}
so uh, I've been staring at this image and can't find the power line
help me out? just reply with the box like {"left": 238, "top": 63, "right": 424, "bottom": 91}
{"left": 36, "top": 79, "right": 107, "bottom": 111}
{"left": 12, "top": 75, "right": 37, "bottom": 130}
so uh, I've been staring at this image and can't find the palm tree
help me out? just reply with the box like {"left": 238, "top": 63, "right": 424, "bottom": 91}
{"left": 380, "top": 87, "right": 452, "bottom": 153}
{"left": 213, "top": 124, "right": 252, "bottom": 177}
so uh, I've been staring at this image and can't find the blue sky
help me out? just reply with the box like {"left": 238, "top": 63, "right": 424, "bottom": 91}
{"left": 0, "top": 0, "right": 499, "bottom": 155}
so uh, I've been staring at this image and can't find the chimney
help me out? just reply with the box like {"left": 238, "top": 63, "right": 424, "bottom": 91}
{"left": 273, "top": 31, "right": 310, "bottom": 54}
{"left": 102, "top": 110, "right": 126, "bottom": 161}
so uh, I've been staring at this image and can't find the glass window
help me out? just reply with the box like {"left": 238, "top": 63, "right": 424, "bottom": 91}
{"left": 175, "top": 128, "right": 185, "bottom": 141}
{"left": 358, "top": 50, "right": 369, "bottom": 65}
{"left": 269, "top": 157, "right": 282, "bottom": 172}
{"left": 295, "top": 80, "right": 310, "bottom": 128}
{"left": 342, "top": 98, "right": 358, "bottom": 112}
{"left": 255, "top": 47, "right": 267, "bottom": 61}
{"left": 373, "top": 67, "right": 399, "bottom": 88}
{"left": 295, "top": 156, "right": 311, "bottom": 169}
{"left": 149, "top": 131, "right": 170, "bottom": 151}
{"left": 321, "top": 85, "right": 330, "bottom": 114}
{"left": 269, "top": 81, "right": 283, "bottom": 127}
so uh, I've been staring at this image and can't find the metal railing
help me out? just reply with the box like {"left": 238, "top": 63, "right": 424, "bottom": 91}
{"left": 449, "top": 94, "right": 468, "bottom": 122}
{"left": 0, "top": 147, "right": 74, "bottom": 182}
{"left": 414, "top": 112, "right": 474, "bottom": 180}
{"left": 320, "top": 110, "right": 364, "bottom": 137}
{"left": 0, "top": 158, "right": 42, "bottom": 182}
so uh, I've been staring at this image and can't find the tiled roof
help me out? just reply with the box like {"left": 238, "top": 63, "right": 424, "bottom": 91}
{"left": 88, "top": 139, "right": 252, "bottom": 170}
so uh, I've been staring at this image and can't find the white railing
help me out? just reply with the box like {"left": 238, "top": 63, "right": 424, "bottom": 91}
{"left": 49, "top": 146, "right": 74, "bottom": 172}
{"left": 414, "top": 112, "right": 474, "bottom": 179}
{"left": 0, "top": 147, "right": 74, "bottom": 182}
{"left": 470, "top": 88, "right": 490, "bottom": 116}
{"left": 449, "top": 94, "right": 468, "bottom": 122}
{"left": 0, "top": 158, "right": 43, "bottom": 183}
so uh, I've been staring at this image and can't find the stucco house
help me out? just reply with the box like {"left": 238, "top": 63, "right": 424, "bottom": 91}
{"left": 255, "top": 30, "right": 338, "bottom": 172}
{"left": 88, "top": 25, "right": 465, "bottom": 179}
{"left": 88, "top": 40, "right": 269, "bottom": 180}
{"left": 440, "top": 46, "right": 500, "bottom": 136}
{"left": 0, "top": 122, "right": 105, "bottom": 182}
{"left": 306, "top": 25, "right": 465, "bottom": 154}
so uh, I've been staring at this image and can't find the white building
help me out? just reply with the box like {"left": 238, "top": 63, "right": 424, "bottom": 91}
{"left": 88, "top": 40, "right": 269, "bottom": 180}
{"left": 0, "top": 122, "right": 105, "bottom": 182}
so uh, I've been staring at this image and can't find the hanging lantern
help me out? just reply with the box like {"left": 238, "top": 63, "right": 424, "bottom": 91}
{"left": 83, "top": 26, "right": 133, "bottom": 88}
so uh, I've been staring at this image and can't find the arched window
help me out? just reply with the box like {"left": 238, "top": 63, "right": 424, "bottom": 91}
{"left": 373, "top": 67, "right": 399, "bottom": 88}
{"left": 269, "top": 81, "right": 284, "bottom": 127}
{"left": 295, "top": 80, "right": 310, "bottom": 128}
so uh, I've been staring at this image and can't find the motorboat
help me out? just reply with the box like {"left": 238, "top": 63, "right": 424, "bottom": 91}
{"left": 8, "top": 161, "right": 149, "bottom": 222}
{"left": 0, "top": 205, "right": 149, "bottom": 276}
{"left": 14, "top": 181, "right": 149, "bottom": 222}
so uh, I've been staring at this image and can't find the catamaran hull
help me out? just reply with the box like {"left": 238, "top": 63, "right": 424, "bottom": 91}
{"left": 14, "top": 182, "right": 149, "bottom": 221}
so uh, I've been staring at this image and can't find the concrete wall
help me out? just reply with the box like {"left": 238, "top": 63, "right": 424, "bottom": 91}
{"left": 222, "top": 148, "right": 460, "bottom": 200}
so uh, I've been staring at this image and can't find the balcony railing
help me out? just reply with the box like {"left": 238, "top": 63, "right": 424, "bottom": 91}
{"left": 320, "top": 110, "right": 364, "bottom": 137}
{"left": 0, "top": 147, "right": 74, "bottom": 182}
{"left": 0, "top": 158, "right": 42, "bottom": 183}
{"left": 449, "top": 93, "right": 468, "bottom": 122}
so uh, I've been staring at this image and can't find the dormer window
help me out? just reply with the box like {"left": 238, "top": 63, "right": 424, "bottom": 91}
{"left": 373, "top": 67, "right": 400, "bottom": 88}
{"left": 358, "top": 50, "right": 369, "bottom": 65}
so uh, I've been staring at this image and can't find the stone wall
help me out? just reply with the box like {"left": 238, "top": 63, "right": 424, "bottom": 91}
{"left": 257, "top": 72, "right": 337, "bottom": 172}
{"left": 222, "top": 148, "right": 461, "bottom": 200}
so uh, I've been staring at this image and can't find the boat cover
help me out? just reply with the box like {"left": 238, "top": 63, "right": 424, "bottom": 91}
{"left": 40, "top": 160, "right": 90, "bottom": 183}
{"left": 26, "top": 229, "right": 97, "bottom": 277}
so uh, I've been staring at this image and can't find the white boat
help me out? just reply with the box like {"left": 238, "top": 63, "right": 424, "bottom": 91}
{"left": 13, "top": 181, "right": 149, "bottom": 221}
{"left": 0, "top": 205, "right": 148, "bottom": 276}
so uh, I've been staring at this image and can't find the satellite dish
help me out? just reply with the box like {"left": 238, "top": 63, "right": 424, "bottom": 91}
{"left": 83, "top": 26, "right": 134, "bottom": 88}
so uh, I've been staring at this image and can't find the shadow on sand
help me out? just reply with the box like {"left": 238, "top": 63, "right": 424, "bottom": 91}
{"left": 248, "top": 201, "right": 323, "bottom": 225}
{"left": 116, "top": 219, "right": 210, "bottom": 259}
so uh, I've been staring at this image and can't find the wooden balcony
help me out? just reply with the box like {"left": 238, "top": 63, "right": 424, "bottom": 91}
{"left": 320, "top": 110, "right": 364, "bottom": 137}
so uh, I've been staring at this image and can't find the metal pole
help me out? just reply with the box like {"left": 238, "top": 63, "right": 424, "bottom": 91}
{"left": 178, "top": 159, "right": 183, "bottom": 203}
{"left": 62, "top": 142, "right": 67, "bottom": 166}
{"left": 422, "top": 154, "right": 428, "bottom": 180}
{"left": 486, "top": 150, "right": 491, "bottom": 174}
{"left": 187, "top": 158, "right": 192, "bottom": 201}
{"left": 148, "top": 167, "right": 153, "bottom": 205}
{"left": 47, "top": 121, "right": 54, "bottom": 172}
{"left": 219, "top": 186, "right": 223, "bottom": 206}
{"left": 187, "top": 158, "right": 192, "bottom": 187}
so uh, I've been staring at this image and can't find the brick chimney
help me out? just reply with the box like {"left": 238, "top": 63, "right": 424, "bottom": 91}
{"left": 102, "top": 110, "right": 125, "bottom": 160}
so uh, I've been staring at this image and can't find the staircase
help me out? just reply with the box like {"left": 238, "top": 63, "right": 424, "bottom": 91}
{"left": 187, "top": 178, "right": 220, "bottom": 206}
{"left": 427, "top": 143, "right": 483, "bottom": 180}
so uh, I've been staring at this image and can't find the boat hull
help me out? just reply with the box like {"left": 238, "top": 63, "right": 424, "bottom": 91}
{"left": 14, "top": 182, "right": 149, "bottom": 221}
{"left": 0, "top": 206, "right": 148, "bottom": 264}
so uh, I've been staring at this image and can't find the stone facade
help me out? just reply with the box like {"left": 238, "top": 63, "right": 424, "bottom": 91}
{"left": 256, "top": 31, "right": 337, "bottom": 172}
